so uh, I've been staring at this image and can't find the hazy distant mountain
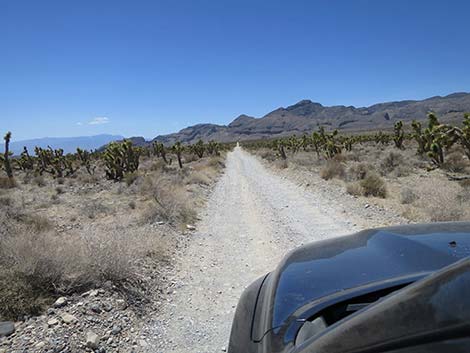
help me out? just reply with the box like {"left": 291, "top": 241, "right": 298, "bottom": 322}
{"left": 154, "top": 92, "right": 470, "bottom": 145}
{"left": 3, "top": 134, "right": 124, "bottom": 155}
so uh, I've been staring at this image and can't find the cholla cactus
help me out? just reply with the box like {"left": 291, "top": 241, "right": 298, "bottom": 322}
{"left": 393, "top": 121, "right": 405, "bottom": 149}
{"left": 172, "top": 141, "right": 184, "bottom": 169}
{"left": 103, "top": 140, "right": 141, "bottom": 181}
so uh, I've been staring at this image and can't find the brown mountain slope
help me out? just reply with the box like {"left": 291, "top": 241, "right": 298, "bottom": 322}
{"left": 153, "top": 92, "right": 470, "bottom": 145}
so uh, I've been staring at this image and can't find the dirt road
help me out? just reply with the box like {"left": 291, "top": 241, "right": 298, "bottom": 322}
{"left": 148, "top": 147, "right": 359, "bottom": 352}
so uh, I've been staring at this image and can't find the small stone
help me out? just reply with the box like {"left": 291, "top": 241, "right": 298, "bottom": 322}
{"left": 86, "top": 331, "right": 100, "bottom": 349}
{"left": 53, "top": 297, "right": 67, "bottom": 308}
{"left": 186, "top": 224, "right": 196, "bottom": 231}
{"left": 47, "top": 308, "right": 56, "bottom": 316}
{"left": 0, "top": 322, "right": 15, "bottom": 337}
{"left": 111, "top": 325, "right": 122, "bottom": 335}
{"left": 221, "top": 347, "right": 227, "bottom": 352}
{"left": 35, "top": 342, "right": 46, "bottom": 349}
{"left": 60, "top": 313, "right": 77, "bottom": 324}
{"left": 90, "top": 304, "right": 102, "bottom": 314}
{"left": 139, "top": 339, "right": 149, "bottom": 347}
{"left": 364, "top": 204, "right": 370, "bottom": 209}
{"left": 47, "top": 318, "right": 59, "bottom": 326}
{"left": 103, "top": 303, "right": 113, "bottom": 312}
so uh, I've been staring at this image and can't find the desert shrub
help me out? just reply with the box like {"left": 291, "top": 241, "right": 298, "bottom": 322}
{"left": 320, "top": 160, "right": 345, "bottom": 180}
{"left": 32, "top": 175, "right": 46, "bottom": 187}
{"left": 0, "top": 177, "right": 17, "bottom": 189}
{"left": 380, "top": 152, "right": 404, "bottom": 176}
{"left": 400, "top": 187, "right": 418, "bottom": 204}
{"left": 184, "top": 153, "right": 199, "bottom": 163}
{"left": 82, "top": 200, "right": 109, "bottom": 219}
{"left": 55, "top": 186, "right": 64, "bottom": 194}
{"left": 360, "top": 172, "right": 387, "bottom": 198}
{"left": 56, "top": 177, "right": 65, "bottom": 185}
{"left": 416, "top": 180, "right": 464, "bottom": 222}
{"left": 140, "top": 175, "right": 196, "bottom": 224}
{"left": 129, "top": 200, "right": 136, "bottom": 209}
{"left": 274, "top": 159, "right": 289, "bottom": 169}
{"left": 77, "top": 173, "right": 100, "bottom": 184}
{"left": 124, "top": 172, "right": 139, "bottom": 186}
{"left": 442, "top": 151, "right": 468, "bottom": 173}
{"left": 0, "top": 196, "right": 12, "bottom": 207}
{"left": 259, "top": 149, "right": 276, "bottom": 162}
{"left": 186, "top": 171, "right": 211, "bottom": 185}
{"left": 207, "top": 156, "right": 225, "bottom": 169}
{"left": 0, "top": 224, "right": 165, "bottom": 319}
{"left": 346, "top": 182, "right": 363, "bottom": 196}
{"left": 347, "top": 163, "right": 372, "bottom": 181}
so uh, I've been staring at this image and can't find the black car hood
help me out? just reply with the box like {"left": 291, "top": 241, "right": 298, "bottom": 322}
{"left": 257, "top": 222, "right": 470, "bottom": 343}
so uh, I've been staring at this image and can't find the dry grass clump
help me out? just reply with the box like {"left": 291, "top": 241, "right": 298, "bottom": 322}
{"left": 274, "top": 159, "right": 289, "bottom": 169}
{"left": 346, "top": 182, "right": 363, "bottom": 196}
{"left": 32, "top": 175, "right": 46, "bottom": 187}
{"left": 360, "top": 173, "right": 387, "bottom": 198}
{"left": 380, "top": 152, "right": 404, "bottom": 175}
{"left": 400, "top": 187, "right": 418, "bottom": 204}
{"left": 346, "top": 172, "right": 387, "bottom": 198}
{"left": 442, "top": 151, "right": 469, "bottom": 173}
{"left": 186, "top": 171, "right": 212, "bottom": 185}
{"left": 82, "top": 200, "right": 109, "bottom": 219}
{"left": 347, "top": 162, "right": 372, "bottom": 181}
{"left": 320, "top": 160, "right": 345, "bottom": 180}
{"left": 415, "top": 180, "right": 466, "bottom": 221}
{"left": 0, "top": 177, "right": 17, "bottom": 189}
{"left": 0, "top": 224, "right": 165, "bottom": 320}
{"left": 140, "top": 175, "right": 196, "bottom": 224}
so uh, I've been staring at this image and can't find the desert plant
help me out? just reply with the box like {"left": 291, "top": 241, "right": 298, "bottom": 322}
{"left": 360, "top": 172, "right": 387, "bottom": 198}
{"left": 152, "top": 141, "right": 170, "bottom": 164}
{"left": 191, "top": 139, "right": 205, "bottom": 159}
{"left": 320, "top": 160, "right": 345, "bottom": 180}
{"left": 2, "top": 132, "right": 14, "bottom": 179}
{"left": 172, "top": 142, "right": 184, "bottom": 169}
{"left": 103, "top": 140, "right": 141, "bottom": 181}
{"left": 393, "top": 121, "right": 405, "bottom": 149}
{"left": 206, "top": 140, "right": 220, "bottom": 156}
{"left": 16, "top": 147, "right": 34, "bottom": 171}
{"left": 76, "top": 148, "right": 95, "bottom": 175}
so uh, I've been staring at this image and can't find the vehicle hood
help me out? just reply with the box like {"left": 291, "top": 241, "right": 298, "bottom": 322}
{"left": 257, "top": 222, "right": 470, "bottom": 342}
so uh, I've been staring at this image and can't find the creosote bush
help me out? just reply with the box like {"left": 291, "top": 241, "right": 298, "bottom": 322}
{"left": 320, "top": 160, "right": 345, "bottom": 180}
{"left": 360, "top": 173, "right": 387, "bottom": 198}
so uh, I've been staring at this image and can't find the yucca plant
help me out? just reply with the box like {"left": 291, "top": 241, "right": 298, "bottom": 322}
{"left": 76, "top": 148, "right": 95, "bottom": 175}
{"left": 2, "top": 132, "right": 13, "bottom": 178}
{"left": 393, "top": 121, "right": 405, "bottom": 149}
{"left": 152, "top": 141, "right": 170, "bottom": 164}
{"left": 172, "top": 141, "right": 184, "bottom": 169}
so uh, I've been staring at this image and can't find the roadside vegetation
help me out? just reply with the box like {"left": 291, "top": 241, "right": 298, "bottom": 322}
{"left": 0, "top": 136, "right": 228, "bottom": 320}
{"left": 246, "top": 112, "right": 470, "bottom": 223}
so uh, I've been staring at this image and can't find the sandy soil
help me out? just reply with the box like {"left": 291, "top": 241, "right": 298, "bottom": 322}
{"left": 147, "top": 146, "right": 400, "bottom": 352}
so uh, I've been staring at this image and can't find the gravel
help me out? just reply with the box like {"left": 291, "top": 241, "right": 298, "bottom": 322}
{"left": 146, "top": 147, "right": 361, "bottom": 352}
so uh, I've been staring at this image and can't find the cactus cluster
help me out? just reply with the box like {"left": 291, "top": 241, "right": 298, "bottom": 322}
{"left": 103, "top": 140, "right": 141, "bottom": 181}
{"left": 76, "top": 148, "right": 96, "bottom": 175}
{"left": 34, "top": 146, "right": 77, "bottom": 177}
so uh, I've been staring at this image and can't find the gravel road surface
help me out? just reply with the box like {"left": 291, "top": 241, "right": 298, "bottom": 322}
{"left": 149, "top": 146, "right": 359, "bottom": 352}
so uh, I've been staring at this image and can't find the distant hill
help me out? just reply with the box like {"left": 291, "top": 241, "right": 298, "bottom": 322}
{"left": 3, "top": 134, "right": 124, "bottom": 155}
{"left": 153, "top": 92, "right": 470, "bottom": 145}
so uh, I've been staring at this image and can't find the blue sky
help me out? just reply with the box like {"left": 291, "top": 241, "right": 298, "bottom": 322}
{"left": 1, "top": 0, "right": 470, "bottom": 141}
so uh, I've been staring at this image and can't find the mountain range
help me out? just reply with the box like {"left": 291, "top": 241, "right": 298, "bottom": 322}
{"left": 153, "top": 92, "right": 470, "bottom": 145}
{"left": 3, "top": 134, "right": 124, "bottom": 155}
